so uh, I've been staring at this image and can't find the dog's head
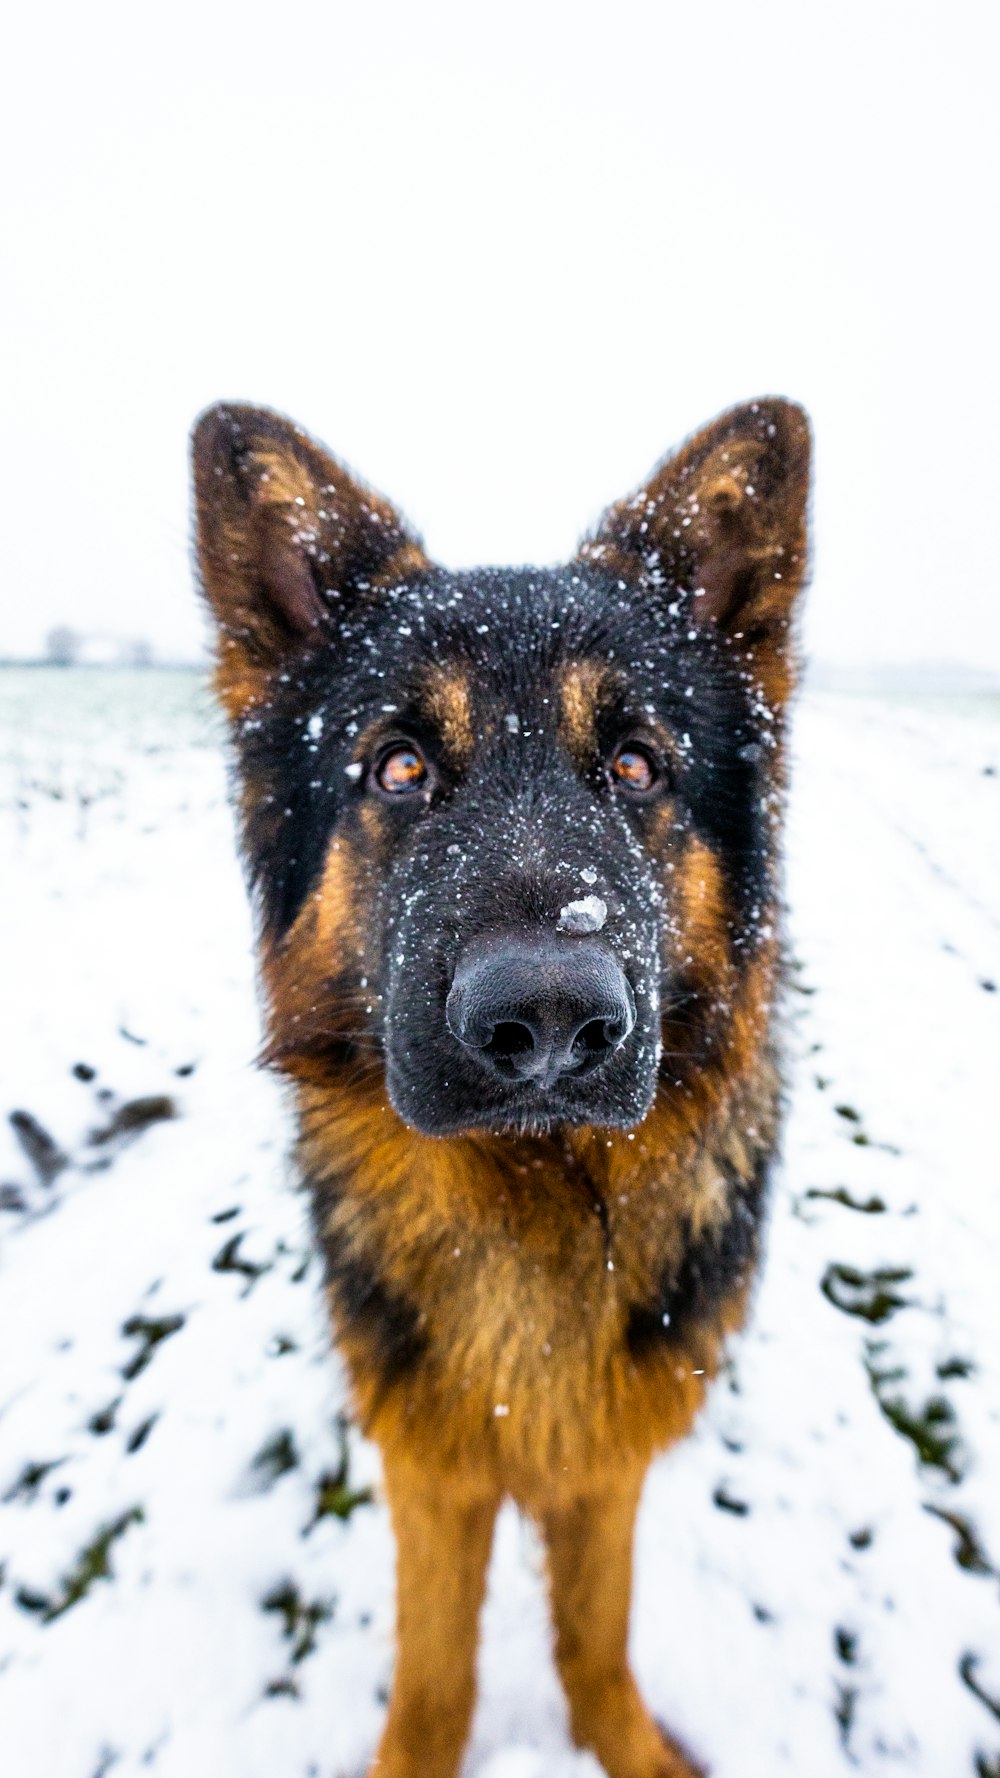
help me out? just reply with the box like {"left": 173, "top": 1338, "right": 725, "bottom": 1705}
{"left": 193, "top": 400, "right": 809, "bottom": 1138}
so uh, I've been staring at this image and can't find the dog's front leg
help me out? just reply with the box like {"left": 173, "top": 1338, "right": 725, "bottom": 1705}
{"left": 370, "top": 1455, "right": 501, "bottom": 1778}
{"left": 539, "top": 1473, "right": 705, "bottom": 1778}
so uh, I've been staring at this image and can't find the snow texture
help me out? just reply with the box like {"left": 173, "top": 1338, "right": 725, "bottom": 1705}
{"left": 1, "top": 670, "right": 999, "bottom": 1778}
{"left": 556, "top": 897, "right": 608, "bottom": 935}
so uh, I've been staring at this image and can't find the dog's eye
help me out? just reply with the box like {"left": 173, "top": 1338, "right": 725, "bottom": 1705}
{"left": 374, "top": 744, "right": 428, "bottom": 795}
{"left": 609, "top": 743, "right": 659, "bottom": 795}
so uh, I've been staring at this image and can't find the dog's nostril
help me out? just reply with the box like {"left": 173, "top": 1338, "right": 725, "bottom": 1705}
{"left": 572, "top": 1017, "right": 619, "bottom": 1062}
{"left": 485, "top": 1021, "right": 536, "bottom": 1062}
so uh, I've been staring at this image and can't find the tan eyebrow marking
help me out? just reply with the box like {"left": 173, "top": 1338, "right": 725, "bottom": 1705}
{"left": 558, "top": 661, "right": 611, "bottom": 767}
{"left": 561, "top": 661, "right": 685, "bottom": 786}
{"left": 419, "top": 665, "right": 474, "bottom": 766}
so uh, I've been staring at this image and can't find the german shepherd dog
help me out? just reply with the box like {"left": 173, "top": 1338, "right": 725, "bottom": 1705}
{"left": 192, "top": 397, "right": 810, "bottom": 1778}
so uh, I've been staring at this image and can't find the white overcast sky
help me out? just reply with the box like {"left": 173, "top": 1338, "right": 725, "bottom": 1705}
{"left": 1, "top": 0, "right": 997, "bottom": 667}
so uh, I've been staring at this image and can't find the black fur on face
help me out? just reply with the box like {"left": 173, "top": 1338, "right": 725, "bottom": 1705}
{"left": 232, "top": 562, "right": 777, "bottom": 1137}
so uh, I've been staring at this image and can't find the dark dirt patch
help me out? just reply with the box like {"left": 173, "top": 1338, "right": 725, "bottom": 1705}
{"left": 865, "top": 1344, "right": 963, "bottom": 1481}
{"left": 961, "top": 1655, "right": 1000, "bottom": 1726}
{"left": 16, "top": 1506, "right": 144, "bottom": 1622}
{"left": 264, "top": 1676, "right": 301, "bottom": 1699}
{"left": 306, "top": 1418, "right": 373, "bottom": 1530}
{"left": 250, "top": 1430, "right": 299, "bottom": 1490}
{"left": 834, "top": 1682, "right": 857, "bottom": 1752}
{"left": 261, "top": 1580, "right": 334, "bottom": 1665}
{"left": 938, "top": 1356, "right": 976, "bottom": 1381}
{"left": 88, "top": 1399, "right": 121, "bottom": 1436}
{"left": 9, "top": 1109, "right": 67, "bottom": 1185}
{"left": 89, "top": 1096, "right": 177, "bottom": 1145}
{"left": 924, "top": 1505, "right": 994, "bottom": 1577}
{"left": 712, "top": 1483, "right": 749, "bottom": 1517}
{"left": 126, "top": 1414, "right": 159, "bottom": 1455}
{"left": 120, "top": 1313, "right": 185, "bottom": 1381}
{"left": 821, "top": 1263, "right": 913, "bottom": 1324}
{"left": 805, "top": 1186, "right": 887, "bottom": 1214}
{"left": 834, "top": 1104, "right": 862, "bottom": 1124}
{"left": 212, "top": 1233, "right": 273, "bottom": 1293}
{"left": 4, "top": 1458, "right": 67, "bottom": 1503}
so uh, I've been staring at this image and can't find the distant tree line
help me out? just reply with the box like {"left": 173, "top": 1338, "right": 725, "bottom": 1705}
{"left": 45, "top": 627, "right": 153, "bottom": 667}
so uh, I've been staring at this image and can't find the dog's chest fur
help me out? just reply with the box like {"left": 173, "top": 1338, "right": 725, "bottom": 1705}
{"left": 298, "top": 1023, "right": 781, "bottom": 1489}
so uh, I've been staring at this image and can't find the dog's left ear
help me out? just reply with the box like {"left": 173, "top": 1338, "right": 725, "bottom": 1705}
{"left": 192, "top": 403, "right": 427, "bottom": 716}
{"left": 580, "top": 398, "right": 811, "bottom": 705}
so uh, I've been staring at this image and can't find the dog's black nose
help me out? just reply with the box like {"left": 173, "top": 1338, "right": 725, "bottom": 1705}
{"left": 445, "top": 935, "right": 636, "bottom": 1088}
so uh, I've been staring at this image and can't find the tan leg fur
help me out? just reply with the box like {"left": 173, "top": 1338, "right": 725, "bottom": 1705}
{"left": 371, "top": 1460, "right": 501, "bottom": 1778}
{"left": 537, "top": 1472, "right": 704, "bottom": 1778}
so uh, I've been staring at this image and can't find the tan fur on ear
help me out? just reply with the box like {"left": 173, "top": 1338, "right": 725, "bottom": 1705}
{"left": 191, "top": 403, "right": 428, "bottom": 715}
{"left": 579, "top": 398, "right": 811, "bottom": 704}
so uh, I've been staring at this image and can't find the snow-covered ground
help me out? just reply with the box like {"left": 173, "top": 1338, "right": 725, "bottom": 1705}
{"left": 1, "top": 667, "right": 998, "bottom": 1778}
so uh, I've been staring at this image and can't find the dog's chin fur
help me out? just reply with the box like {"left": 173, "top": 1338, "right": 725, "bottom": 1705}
{"left": 400, "top": 1105, "right": 648, "bottom": 1141}
{"left": 384, "top": 1058, "right": 659, "bottom": 1139}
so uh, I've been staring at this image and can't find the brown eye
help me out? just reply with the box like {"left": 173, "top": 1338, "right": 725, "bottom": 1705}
{"left": 610, "top": 743, "right": 658, "bottom": 795}
{"left": 375, "top": 744, "right": 428, "bottom": 795}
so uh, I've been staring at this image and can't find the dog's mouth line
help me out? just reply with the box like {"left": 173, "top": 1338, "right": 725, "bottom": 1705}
{"left": 411, "top": 1102, "right": 649, "bottom": 1139}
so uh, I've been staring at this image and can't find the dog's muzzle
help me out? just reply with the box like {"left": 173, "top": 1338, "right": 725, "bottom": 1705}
{"left": 445, "top": 932, "right": 636, "bottom": 1090}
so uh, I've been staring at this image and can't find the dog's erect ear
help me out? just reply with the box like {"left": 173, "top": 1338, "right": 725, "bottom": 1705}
{"left": 192, "top": 403, "right": 427, "bottom": 712}
{"left": 580, "top": 399, "right": 811, "bottom": 702}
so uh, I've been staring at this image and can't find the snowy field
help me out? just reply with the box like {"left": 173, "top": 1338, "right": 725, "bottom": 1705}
{"left": 1, "top": 666, "right": 998, "bottom": 1778}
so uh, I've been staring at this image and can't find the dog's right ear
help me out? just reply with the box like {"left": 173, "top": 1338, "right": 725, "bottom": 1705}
{"left": 192, "top": 403, "right": 427, "bottom": 716}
